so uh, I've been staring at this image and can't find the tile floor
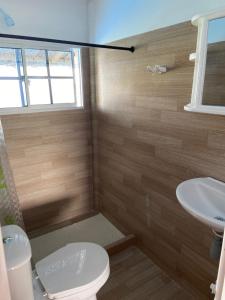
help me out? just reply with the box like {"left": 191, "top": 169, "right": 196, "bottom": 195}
{"left": 98, "top": 247, "right": 198, "bottom": 300}
{"left": 30, "top": 214, "right": 202, "bottom": 299}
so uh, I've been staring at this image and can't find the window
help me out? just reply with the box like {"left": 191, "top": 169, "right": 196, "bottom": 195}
{"left": 0, "top": 47, "right": 83, "bottom": 111}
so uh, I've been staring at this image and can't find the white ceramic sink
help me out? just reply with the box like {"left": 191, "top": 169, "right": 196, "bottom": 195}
{"left": 176, "top": 177, "right": 225, "bottom": 232}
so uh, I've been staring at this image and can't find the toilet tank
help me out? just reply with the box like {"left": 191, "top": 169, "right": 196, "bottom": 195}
{"left": 2, "top": 225, "right": 34, "bottom": 300}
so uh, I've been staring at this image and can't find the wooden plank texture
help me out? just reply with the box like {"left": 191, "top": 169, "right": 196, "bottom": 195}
{"left": 105, "top": 234, "right": 137, "bottom": 256}
{"left": 1, "top": 109, "right": 93, "bottom": 232}
{"left": 92, "top": 22, "right": 219, "bottom": 298}
{"left": 98, "top": 246, "right": 201, "bottom": 300}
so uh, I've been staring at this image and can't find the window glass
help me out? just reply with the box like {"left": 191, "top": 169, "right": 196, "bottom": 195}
{"left": 24, "top": 49, "right": 48, "bottom": 76}
{"left": 48, "top": 51, "right": 73, "bottom": 77}
{"left": 0, "top": 80, "right": 23, "bottom": 107}
{"left": 28, "top": 79, "right": 51, "bottom": 105}
{"left": 0, "top": 48, "right": 19, "bottom": 77}
{"left": 51, "top": 79, "right": 75, "bottom": 103}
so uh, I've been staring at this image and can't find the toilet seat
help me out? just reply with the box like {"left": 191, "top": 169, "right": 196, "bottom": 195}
{"left": 35, "top": 243, "right": 110, "bottom": 300}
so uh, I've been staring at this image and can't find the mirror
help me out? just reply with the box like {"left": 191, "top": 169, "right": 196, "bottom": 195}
{"left": 203, "top": 17, "right": 225, "bottom": 106}
{"left": 184, "top": 8, "right": 225, "bottom": 115}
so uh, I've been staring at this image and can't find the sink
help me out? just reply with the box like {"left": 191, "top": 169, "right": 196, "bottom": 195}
{"left": 176, "top": 177, "right": 225, "bottom": 232}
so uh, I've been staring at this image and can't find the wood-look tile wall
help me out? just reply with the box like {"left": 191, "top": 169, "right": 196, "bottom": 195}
{"left": 1, "top": 50, "right": 94, "bottom": 232}
{"left": 92, "top": 22, "right": 220, "bottom": 297}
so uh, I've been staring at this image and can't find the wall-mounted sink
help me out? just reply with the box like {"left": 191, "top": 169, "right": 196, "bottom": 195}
{"left": 176, "top": 177, "right": 225, "bottom": 232}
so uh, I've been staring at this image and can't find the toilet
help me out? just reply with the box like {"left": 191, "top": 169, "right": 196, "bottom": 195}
{"left": 2, "top": 225, "right": 110, "bottom": 300}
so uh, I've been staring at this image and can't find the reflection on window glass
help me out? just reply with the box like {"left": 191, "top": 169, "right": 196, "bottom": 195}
{"left": 25, "top": 49, "right": 47, "bottom": 76}
{"left": 0, "top": 80, "right": 23, "bottom": 108}
{"left": 28, "top": 79, "right": 51, "bottom": 105}
{"left": 51, "top": 79, "right": 75, "bottom": 103}
{"left": 0, "top": 48, "right": 19, "bottom": 77}
{"left": 203, "top": 17, "right": 225, "bottom": 106}
{"left": 48, "top": 51, "right": 73, "bottom": 77}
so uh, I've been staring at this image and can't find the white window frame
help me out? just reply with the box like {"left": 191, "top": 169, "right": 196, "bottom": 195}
{"left": 0, "top": 39, "right": 84, "bottom": 115}
{"left": 185, "top": 7, "right": 225, "bottom": 116}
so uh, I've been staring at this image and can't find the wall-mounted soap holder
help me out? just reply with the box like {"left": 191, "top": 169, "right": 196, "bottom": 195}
{"left": 146, "top": 65, "right": 168, "bottom": 74}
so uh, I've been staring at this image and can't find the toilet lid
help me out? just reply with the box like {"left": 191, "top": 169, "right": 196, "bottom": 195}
{"left": 35, "top": 243, "right": 109, "bottom": 299}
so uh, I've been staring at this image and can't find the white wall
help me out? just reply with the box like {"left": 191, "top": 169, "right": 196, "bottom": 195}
{"left": 0, "top": 0, "right": 89, "bottom": 42}
{"left": 2, "top": 1, "right": 225, "bottom": 48}
{"left": 88, "top": 0, "right": 225, "bottom": 43}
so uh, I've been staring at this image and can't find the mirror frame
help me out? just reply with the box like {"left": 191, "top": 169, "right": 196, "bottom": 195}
{"left": 185, "top": 8, "right": 225, "bottom": 115}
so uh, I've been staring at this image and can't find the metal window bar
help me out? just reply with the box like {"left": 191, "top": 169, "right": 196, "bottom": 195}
{"left": 21, "top": 49, "right": 30, "bottom": 107}
{"left": 45, "top": 50, "right": 53, "bottom": 104}
{"left": 0, "top": 77, "right": 22, "bottom": 80}
{"left": 13, "top": 76, "right": 75, "bottom": 80}
{"left": 15, "top": 49, "right": 26, "bottom": 107}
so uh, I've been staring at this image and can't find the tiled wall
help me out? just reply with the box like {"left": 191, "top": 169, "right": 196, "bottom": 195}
{"left": 93, "top": 22, "right": 219, "bottom": 297}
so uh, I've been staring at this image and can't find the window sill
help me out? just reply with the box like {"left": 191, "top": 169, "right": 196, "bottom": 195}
{"left": 0, "top": 104, "right": 84, "bottom": 116}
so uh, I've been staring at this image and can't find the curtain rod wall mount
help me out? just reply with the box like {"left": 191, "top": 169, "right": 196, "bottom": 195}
{"left": 0, "top": 33, "right": 135, "bottom": 53}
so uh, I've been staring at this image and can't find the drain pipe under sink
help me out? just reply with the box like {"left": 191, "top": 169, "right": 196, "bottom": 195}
{"left": 212, "top": 227, "right": 225, "bottom": 299}
{"left": 210, "top": 230, "right": 223, "bottom": 261}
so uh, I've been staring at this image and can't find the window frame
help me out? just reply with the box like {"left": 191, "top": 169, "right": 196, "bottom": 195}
{"left": 0, "top": 39, "right": 84, "bottom": 115}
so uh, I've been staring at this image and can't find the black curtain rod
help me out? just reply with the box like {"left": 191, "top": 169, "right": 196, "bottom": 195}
{"left": 0, "top": 33, "right": 135, "bottom": 53}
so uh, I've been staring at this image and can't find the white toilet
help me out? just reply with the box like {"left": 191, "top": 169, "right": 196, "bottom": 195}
{"left": 2, "top": 225, "right": 110, "bottom": 300}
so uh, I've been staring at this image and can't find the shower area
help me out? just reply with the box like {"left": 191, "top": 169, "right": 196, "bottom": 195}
{"left": 0, "top": 48, "right": 93, "bottom": 231}
{"left": 0, "top": 32, "right": 131, "bottom": 234}
{"left": 0, "top": 43, "right": 128, "bottom": 266}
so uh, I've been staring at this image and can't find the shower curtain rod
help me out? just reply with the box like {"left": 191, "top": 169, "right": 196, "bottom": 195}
{"left": 0, "top": 33, "right": 135, "bottom": 52}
